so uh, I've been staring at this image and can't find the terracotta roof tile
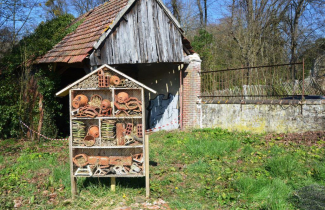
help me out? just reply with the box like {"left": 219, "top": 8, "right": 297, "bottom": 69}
{"left": 38, "top": 0, "right": 129, "bottom": 63}
{"left": 68, "top": 55, "right": 88, "bottom": 63}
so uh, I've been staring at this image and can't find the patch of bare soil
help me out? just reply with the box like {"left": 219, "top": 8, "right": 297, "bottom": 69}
{"left": 113, "top": 198, "right": 171, "bottom": 210}
{"left": 265, "top": 131, "right": 325, "bottom": 146}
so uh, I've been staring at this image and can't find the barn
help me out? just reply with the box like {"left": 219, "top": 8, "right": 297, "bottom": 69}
{"left": 38, "top": 0, "right": 202, "bottom": 130}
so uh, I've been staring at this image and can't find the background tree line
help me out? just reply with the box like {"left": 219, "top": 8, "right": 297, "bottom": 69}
{"left": 166, "top": 0, "right": 324, "bottom": 72}
{"left": 0, "top": 0, "right": 324, "bottom": 138}
{"left": 1, "top": 0, "right": 324, "bottom": 67}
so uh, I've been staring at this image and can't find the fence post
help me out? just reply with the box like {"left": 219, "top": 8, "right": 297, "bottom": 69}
{"left": 241, "top": 65, "right": 244, "bottom": 101}
{"left": 302, "top": 58, "right": 305, "bottom": 101}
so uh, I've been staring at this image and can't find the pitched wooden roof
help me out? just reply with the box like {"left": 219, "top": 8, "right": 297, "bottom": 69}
{"left": 38, "top": 0, "right": 129, "bottom": 63}
{"left": 38, "top": 0, "right": 193, "bottom": 64}
{"left": 56, "top": 64, "right": 157, "bottom": 97}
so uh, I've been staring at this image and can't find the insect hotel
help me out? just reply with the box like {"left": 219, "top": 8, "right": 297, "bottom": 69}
{"left": 56, "top": 64, "right": 156, "bottom": 197}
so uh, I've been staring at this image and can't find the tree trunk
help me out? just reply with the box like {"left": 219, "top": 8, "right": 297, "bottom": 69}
{"left": 37, "top": 94, "right": 44, "bottom": 142}
{"left": 204, "top": 0, "right": 207, "bottom": 27}
{"left": 290, "top": 0, "right": 306, "bottom": 79}
{"left": 171, "top": 0, "right": 181, "bottom": 24}
{"left": 196, "top": 0, "right": 204, "bottom": 27}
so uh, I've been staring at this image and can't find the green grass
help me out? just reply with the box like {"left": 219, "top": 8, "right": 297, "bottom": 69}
{"left": 1, "top": 128, "right": 325, "bottom": 209}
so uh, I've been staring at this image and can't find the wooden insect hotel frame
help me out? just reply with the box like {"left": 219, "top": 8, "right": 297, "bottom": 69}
{"left": 56, "top": 64, "right": 156, "bottom": 198}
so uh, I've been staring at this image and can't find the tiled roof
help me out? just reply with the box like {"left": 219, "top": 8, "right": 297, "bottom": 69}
{"left": 38, "top": 0, "right": 129, "bottom": 63}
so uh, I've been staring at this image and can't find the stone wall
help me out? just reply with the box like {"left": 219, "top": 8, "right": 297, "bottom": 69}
{"left": 201, "top": 101, "right": 325, "bottom": 133}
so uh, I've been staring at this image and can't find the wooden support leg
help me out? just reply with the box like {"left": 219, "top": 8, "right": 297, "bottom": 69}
{"left": 69, "top": 135, "right": 77, "bottom": 199}
{"left": 71, "top": 177, "right": 77, "bottom": 199}
{"left": 111, "top": 177, "right": 116, "bottom": 191}
{"left": 145, "top": 134, "right": 150, "bottom": 198}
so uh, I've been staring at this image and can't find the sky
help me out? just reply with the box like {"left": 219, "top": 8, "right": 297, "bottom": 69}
{"left": 1, "top": 0, "right": 230, "bottom": 36}
{"left": 2, "top": 0, "right": 323, "bottom": 40}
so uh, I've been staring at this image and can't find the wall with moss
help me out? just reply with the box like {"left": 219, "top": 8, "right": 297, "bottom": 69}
{"left": 201, "top": 101, "right": 325, "bottom": 133}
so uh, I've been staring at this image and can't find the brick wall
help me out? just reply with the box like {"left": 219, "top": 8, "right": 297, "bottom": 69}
{"left": 182, "top": 54, "right": 202, "bottom": 129}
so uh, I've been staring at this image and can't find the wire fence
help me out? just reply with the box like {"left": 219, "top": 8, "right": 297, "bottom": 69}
{"left": 200, "top": 61, "right": 325, "bottom": 101}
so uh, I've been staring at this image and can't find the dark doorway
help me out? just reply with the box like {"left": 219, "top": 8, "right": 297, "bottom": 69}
{"left": 56, "top": 68, "right": 86, "bottom": 136}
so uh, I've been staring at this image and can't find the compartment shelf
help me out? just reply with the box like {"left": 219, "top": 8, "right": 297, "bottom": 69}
{"left": 72, "top": 145, "right": 143, "bottom": 149}
{"left": 72, "top": 116, "right": 142, "bottom": 120}
{"left": 74, "top": 174, "right": 145, "bottom": 178}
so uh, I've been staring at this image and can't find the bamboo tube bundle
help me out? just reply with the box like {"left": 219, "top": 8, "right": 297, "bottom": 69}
{"left": 73, "top": 74, "right": 99, "bottom": 89}
{"left": 101, "top": 120, "right": 116, "bottom": 146}
{"left": 72, "top": 120, "right": 86, "bottom": 145}
{"left": 124, "top": 79, "right": 140, "bottom": 88}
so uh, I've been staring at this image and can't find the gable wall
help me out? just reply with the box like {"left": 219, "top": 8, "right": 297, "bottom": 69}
{"left": 92, "top": 0, "right": 184, "bottom": 65}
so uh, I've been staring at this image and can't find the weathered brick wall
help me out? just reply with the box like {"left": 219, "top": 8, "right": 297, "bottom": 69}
{"left": 182, "top": 54, "right": 201, "bottom": 129}
{"left": 201, "top": 101, "right": 325, "bottom": 133}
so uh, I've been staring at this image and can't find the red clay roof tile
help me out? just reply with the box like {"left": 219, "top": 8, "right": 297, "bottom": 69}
{"left": 38, "top": 0, "right": 129, "bottom": 63}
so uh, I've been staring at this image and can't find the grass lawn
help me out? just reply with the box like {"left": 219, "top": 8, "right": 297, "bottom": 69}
{"left": 1, "top": 128, "right": 325, "bottom": 209}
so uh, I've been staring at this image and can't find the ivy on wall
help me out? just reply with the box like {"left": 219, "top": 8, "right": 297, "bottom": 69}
{"left": 0, "top": 15, "right": 76, "bottom": 139}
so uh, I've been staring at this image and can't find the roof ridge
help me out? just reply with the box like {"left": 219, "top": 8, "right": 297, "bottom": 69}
{"left": 56, "top": 64, "right": 156, "bottom": 97}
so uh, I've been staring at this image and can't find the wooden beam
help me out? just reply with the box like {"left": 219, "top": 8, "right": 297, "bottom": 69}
{"left": 69, "top": 90, "right": 77, "bottom": 198}
{"left": 145, "top": 134, "right": 150, "bottom": 198}
{"left": 111, "top": 177, "right": 116, "bottom": 191}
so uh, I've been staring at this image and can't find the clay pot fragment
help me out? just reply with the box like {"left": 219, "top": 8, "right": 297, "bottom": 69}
{"left": 109, "top": 156, "right": 132, "bottom": 166}
{"left": 83, "top": 135, "right": 95, "bottom": 147}
{"left": 76, "top": 106, "right": 99, "bottom": 118}
{"left": 72, "top": 94, "right": 88, "bottom": 109}
{"left": 133, "top": 153, "right": 143, "bottom": 163}
{"left": 88, "top": 125, "right": 99, "bottom": 138}
{"left": 73, "top": 154, "right": 111, "bottom": 167}
{"left": 88, "top": 156, "right": 110, "bottom": 166}
{"left": 73, "top": 154, "right": 89, "bottom": 167}
{"left": 116, "top": 92, "right": 129, "bottom": 103}
{"left": 101, "top": 99, "right": 111, "bottom": 110}
{"left": 110, "top": 75, "right": 121, "bottom": 86}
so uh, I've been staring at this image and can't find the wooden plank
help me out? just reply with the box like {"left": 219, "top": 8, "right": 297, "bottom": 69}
{"left": 69, "top": 90, "right": 77, "bottom": 198}
{"left": 156, "top": 3, "right": 167, "bottom": 62}
{"left": 171, "top": 25, "right": 177, "bottom": 61}
{"left": 162, "top": 4, "right": 170, "bottom": 61}
{"left": 133, "top": 2, "right": 140, "bottom": 63}
{"left": 95, "top": 0, "right": 185, "bottom": 65}
{"left": 72, "top": 145, "right": 143, "bottom": 149}
{"left": 74, "top": 174, "right": 145, "bottom": 178}
{"left": 145, "top": 134, "right": 150, "bottom": 198}
{"left": 147, "top": 0, "right": 158, "bottom": 63}
{"left": 140, "top": 0, "right": 148, "bottom": 63}
{"left": 142, "top": 87, "right": 150, "bottom": 198}
{"left": 111, "top": 177, "right": 116, "bottom": 191}
{"left": 112, "top": 89, "right": 115, "bottom": 115}
{"left": 153, "top": 2, "right": 163, "bottom": 62}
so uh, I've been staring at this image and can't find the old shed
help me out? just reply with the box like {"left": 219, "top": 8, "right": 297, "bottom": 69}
{"left": 38, "top": 0, "right": 202, "bottom": 131}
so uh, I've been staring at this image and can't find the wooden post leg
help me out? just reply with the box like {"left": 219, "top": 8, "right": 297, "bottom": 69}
{"left": 111, "top": 177, "right": 116, "bottom": 191}
{"left": 71, "top": 177, "right": 77, "bottom": 199}
{"left": 145, "top": 134, "right": 150, "bottom": 198}
{"left": 69, "top": 135, "right": 77, "bottom": 199}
